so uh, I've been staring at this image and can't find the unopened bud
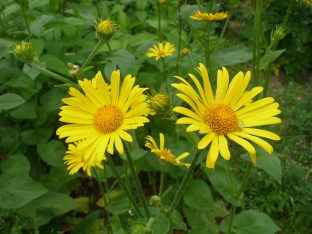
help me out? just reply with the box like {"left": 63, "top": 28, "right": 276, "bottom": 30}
{"left": 273, "top": 26, "right": 287, "bottom": 41}
{"left": 11, "top": 41, "right": 38, "bottom": 64}
{"left": 95, "top": 19, "right": 119, "bottom": 41}
{"left": 149, "top": 195, "right": 162, "bottom": 207}
{"left": 67, "top": 63, "right": 81, "bottom": 76}
{"left": 130, "top": 224, "right": 152, "bottom": 234}
{"left": 150, "top": 94, "right": 171, "bottom": 114}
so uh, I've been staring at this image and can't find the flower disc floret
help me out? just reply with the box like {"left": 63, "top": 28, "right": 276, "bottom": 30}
{"left": 203, "top": 103, "right": 239, "bottom": 135}
{"left": 93, "top": 104, "right": 123, "bottom": 133}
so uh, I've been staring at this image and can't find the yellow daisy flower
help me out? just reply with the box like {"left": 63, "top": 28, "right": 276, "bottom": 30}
{"left": 183, "top": 48, "right": 190, "bottom": 55}
{"left": 308, "top": 0, "right": 311, "bottom": 5}
{"left": 172, "top": 63, "right": 281, "bottom": 169}
{"left": 190, "top": 10, "right": 229, "bottom": 21}
{"left": 64, "top": 140, "right": 104, "bottom": 177}
{"left": 147, "top": 42, "right": 176, "bottom": 61}
{"left": 57, "top": 70, "right": 150, "bottom": 166}
{"left": 145, "top": 133, "right": 190, "bottom": 168}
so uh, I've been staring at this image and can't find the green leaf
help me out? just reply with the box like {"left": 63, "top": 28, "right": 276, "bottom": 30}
{"left": 135, "top": 11, "right": 147, "bottom": 22}
{"left": 230, "top": 0, "right": 240, "bottom": 8}
{"left": 40, "top": 88, "right": 68, "bottom": 111}
{"left": 166, "top": 209, "right": 187, "bottom": 230}
{"left": 213, "top": 200, "right": 229, "bottom": 218}
{"left": 188, "top": 227, "right": 215, "bottom": 234}
{"left": 0, "top": 93, "right": 25, "bottom": 110}
{"left": 71, "top": 3, "right": 96, "bottom": 20}
{"left": 150, "top": 213, "right": 170, "bottom": 234}
{"left": 91, "top": 165, "right": 112, "bottom": 182}
{"left": 183, "top": 206, "right": 220, "bottom": 233}
{"left": 129, "top": 32, "right": 158, "bottom": 47}
{"left": 40, "top": 54, "right": 69, "bottom": 76}
{"left": 0, "top": 127, "right": 19, "bottom": 150}
{"left": 23, "top": 62, "right": 47, "bottom": 80}
{"left": 10, "top": 100, "right": 36, "bottom": 120}
{"left": 220, "top": 210, "right": 281, "bottom": 234}
{"left": 28, "top": 0, "right": 49, "bottom": 9}
{"left": 0, "top": 169, "right": 47, "bottom": 209}
{"left": 3, "top": 4, "right": 20, "bottom": 17}
{"left": 260, "top": 49, "right": 286, "bottom": 70}
{"left": 71, "top": 211, "right": 100, "bottom": 234}
{"left": 0, "top": 38, "right": 14, "bottom": 59}
{"left": 241, "top": 147, "right": 282, "bottom": 184}
{"left": 21, "top": 128, "right": 53, "bottom": 145}
{"left": 28, "top": 15, "right": 54, "bottom": 34}
{"left": 37, "top": 140, "right": 66, "bottom": 169}
{"left": 33, "top": 39, "right": 45, "bottom": 57}
{"left": 183, "top": 179, "right": 214, "bottom": 211}
{"left": 203, "top": 162, "right": 242, "bottom": 206}
{"left": 106, "top": 198, "right": 131, "bottom": 214}
{"left": 146, "top": 19, "right": 168, "bottom": 31}
{"left": 0, "top": 154, "right": 30, "bottom": 173}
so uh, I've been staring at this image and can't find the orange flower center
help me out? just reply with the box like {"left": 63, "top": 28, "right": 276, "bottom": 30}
{"left": 203, "top": 103, "right": 239, "bottom": 135}
{"left": 158, "top": 51, "right": 165, "bottom": 56}
{"left": 93, "top": 104, "right": 123, "bottom": 134}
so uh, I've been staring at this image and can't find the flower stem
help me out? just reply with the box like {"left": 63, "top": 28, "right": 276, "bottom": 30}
{"left": 157, "top": 2, "right": 162, "bottom": 42}
{"left": 95, "top": 0, "right": 101, "bottom": 19}
{"left": 103, "top": 165, "right": 111, "bottom": 203}
{"left": 123, "top": 140, "right": 151, "bottom": 218}
{"left": 259, "top": 16, "right": 268, "bottom": 49}
{"left": 105, "top": 152, "right": 144, "bottom": 218}
{"left": 19, "top": 0, "right": 31, "bottom": 35}
{"left": 227, "top": 162, "right": 253, "bottom": 233}
{"left": 161, "top": 57, "right": 168, "bottom": 93}
{"left": 254, "top": 0, "right": 261, "bottom": 87}
{"left": 124, "top": 160, "right": 131, "bottom": 206}
{"left": 175, "top": 0, "right": 182, "bottom": 75}
{"left": 0, "top": 5, "right": 10, "bottom": 36}
{"left": 159, "top": 165, "right": 165, "bottom": 197}
{"left": 226, "top": 161, "right": 236, "bottom": 196}
{"left": 211, "top": 7, "right": 234, "bottom": 60}
{"left": 107, "top": 41, "right": 114, "bottom": 56}
{"left": 0, "top": 15, "right": 5, "bottom": 32}
{"left": 205, "top": 23, "right": 212, "bottom": 73}
{"left": 259, "top": 41, "right": 275, "bottom": 69}
{"left": 165, "top": 149, "right": 202, "bottom": 215}
{"left": 79, "top": 40, "right": 104, "bottom": 76}
{"left": 28, "top": 61, "right": 76, "bottom": 85}
{"left": 92, "top": 167, "right": 111, "bottom": 234}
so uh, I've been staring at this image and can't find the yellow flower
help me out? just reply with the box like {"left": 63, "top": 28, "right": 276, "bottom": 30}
{"left": 190, "top": 10, "right": 229, "bottom": 21}
{"left": 145, "top": 133, "right": 190, "bottom": 167}
{"left": 57, "top": 70, "right": 150, "bottom": 166}
{"left": 132, "top": 92, "right": 153, "bottom": 115}
{"left": 10, "top": 41, "right": 38, "bottom": 63}
{"left": 64, "top": 140, "right": 104, "bottom": 177}
{"left": 308, "top": 0, "right": 311, "bottom": 5}
{"left": 147, "top": 42, "right": 176, "bottom": 61}
{"left": 172, "top": 63, "right": 281, "bottom": 169}
{"left": 159, "top": 0, "right": 166, "bottom": 3}
{"left": 183, "top": 48, "right": 190, "bottom": 55}
{"left": 95, "top": 19, "right": 119, "bottom": 41}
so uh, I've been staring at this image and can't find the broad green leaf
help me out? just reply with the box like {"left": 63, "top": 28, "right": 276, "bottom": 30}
{"left": 241, "top": 147, "right": 282, "bottom": 184}
{"left": 135, "top": 11, "right": 147, "bottom": 22}
{"left": 40, "top": 54, "right": 69, "bottom": 76}
{"left": 183, "top": 179, "right": 214, "bottom": 211}
{"left": 0, "top": 93, "right": 25, "bottom": 110}
{"left": 33, "top": 39, "right": 45, "bottom": 56}
{"left": 0, "top": 154, "right": 30, "bottom": 173}
{"left": 40, "top": 88, "right": 68, "bottom": 111}
{"left": 28, "top": 0, "right": 49, "bottom": 9}
{"left": 72, "top": 3, "right": 96, "bottom": 20}
{"left": 150, "top": 213, "right": 170, "bottom": 234}
{"left": 183, "top": 206, "right": 220, "bottom": 233}
{"left": 28, "top": 15, "right": 54, "bottom": 34}
{"left": 75, "top": 197, "right": 90, "bottom": 214}
{"left": 3, "top": 4, "right": 20, "bottom": 17}
{"left": 37, "top": 140, "right": 66, "bottom": 169}
{"left": 260, "top": 49, "right": 286, "bottom": 70}
{"left": 91, "top": 165, "right": 112, "bottom": 182}
{"left": 64, "top": 17, "right": 90, "bottom": 26}
{"left": 166, "top": 209, "right": 187, "bottom": 230}
{"left": 230, "top": 0, "right": 240, "bottom": 8}
{"left": 21, "top": 128, "right": 53, "bottom": 145}
{"left": 129, "top": 32, "right": 158, "bottom": 47}
{"left": 146, "top": 19, "right": 168, "bottom": 31}
{"left": 188, "top": 227, "right": 215, "bottom": 234}
{"left": 71, "top": 211, "right": 100, "bottom": 234}
{"left": 10, "top": 100, "right": 36, "bottom": 119}
{"left": 0, "top": 39, "right": 14, "bottom": 59}
{"left": 0, "top": 127, "right": 19, "bottom": 149}
{"left": 0, "top": 169, "right": 47, "bottom": 209}
{"left": 23, "top": 62, "right": 46, "bottom": 80}
{"left": 204, "top": 162, "right": 242, "bottom": 206}
{"left": 220, "top": 210, "right": 281, "bottom": 234}
{"left": 106, "top": 198, "right": 131, "bottom": 214}
{"left": 213, "top": 200, "right": 229, "bottom": 218}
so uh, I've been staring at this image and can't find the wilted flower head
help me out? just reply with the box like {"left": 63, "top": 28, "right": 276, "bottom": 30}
{"left": 190, "top": 10, "right": 229, "bottom": 21}
{"left": 95, "top": 19, "right": 119, "bottom": 41}
{"left": 147, "top": 42, "right": 176, "bottom": 61}
{"left": 183, "top": 48, "right": 190, "bottom": 55}
{"left": 10, "top": 41, "right": 38, "bottom": 63}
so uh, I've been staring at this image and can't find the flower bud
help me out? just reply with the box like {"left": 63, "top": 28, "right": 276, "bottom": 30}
{"left": 159, "top": 0, "right": 166, "bottom": 3}
{"left": 273, "top": 26, "right": 287, "bottom": 41}
{"left": 67, "top": 63, "right": 81, "bottom": 76}
{"left": 130, "top": 225, "right": 152, "bottom": 234}
{"left": 150, "top": 94, "right": 171, "bottom": 114}
{"left": 95, "top": 19, "right": 119, "bottom": 41}
{"left": 183, "top": 48, "right": 190, "bottom": 55}
{"left": 11, "top": 41, "right": 38, "bottom": 64}
{"left": 149, "top": 195, "right": 162, "bottom": 207}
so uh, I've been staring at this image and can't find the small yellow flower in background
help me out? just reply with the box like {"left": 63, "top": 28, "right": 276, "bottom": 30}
{"left": 95, "top": 19, "right": 119, "bottom": 41}
{"left": 57, "top": 70, "right": 150, "bottom": 166}
{"left": 10, "top": 41, "right": 38, "bottom": 63}
{"left": 147, "top": 42, "right": 176, "bottom": 61}
{"left": 64, "top": 140, "right": 104, "bottom": 177}
{"left": 190, "top": 10, "right": 229, "bottom": 21}
{"left": 307, "top": 0, "right": 311, "bottom": 5}
{"left": 172, "top": 63, "right": 281, "bottom": 169}
{"left": 183, "top": 48, "right": 190, "bottom": 55}
{"left": 132, "top": 92, "right": 153, "bottom": 116}
{"left": 145, "top": 133, "right": 190, "bottom": 167}
{"left": 159, "top": 0, "right": 166, "bottom": 3}
{"left": 150, "top": 93, "right": 171, "bottom": 114}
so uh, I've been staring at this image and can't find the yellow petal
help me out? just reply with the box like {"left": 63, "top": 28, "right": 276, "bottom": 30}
{"left": 219, "top": 135, "right": 230, "bottom": 160}
{"left": 160, "top": 133, "right": 165, "bottom": 151}
{"left": 198, "top": 132, "right": 215, "bottom": 149}
{"left": 227, "top": 133, "right": 256, "bottom": 155}
{"left": 210, "top": 135, "right": 219, "bottom": 164}
{"left": 242, "top": 128, "right": 280, "bottom": 141}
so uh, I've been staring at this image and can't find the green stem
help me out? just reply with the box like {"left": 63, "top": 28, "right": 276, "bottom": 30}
{"left": 79, "top": 40, "right": 104, "bottom": 76}
{"left": 28, "top": 62, "right": 76, "bottom": 84}
{"left": 123, "top": 140, "right": 151, "bottom": 218}
{"left": 159, "top": 165, "right": 165, "bottom": 197}
{"left": 104, "top": 165, "right": 111, "bottom": 203}
{"left": 254, "top": 0, "right": 261, "bottom": 87}
{"left": 92, "top": 167, "right": 112, "bottom": 234}
{"left": 165, "top": 149, "right": 202, "bottom": 215}
{"left": 175, "top": 0, "right": 182, "bottom": 75}
{"left": 88, "top": 0, "right": 98, "bottom": 18}
{"left": 96, "top": 0, "right": 101, "bottom": 19}
{"left": 1, "top": 9, "right": 10, "bottom": 36}
{"left": 0, "top": 14, "right": 5, "bottom": 32}
{"left": 161, "top": 57, "right": 168, "bottom": 93}
{"left": 282, "top": 0, "right": 295, "bottom": 28}
{"left": 259, "top": 41, "right": 275, "bottom": 69}
{"left": 205, "top": 23, "right": 212, "bottom": 73}
{"left": 259, "top": 16, "right": 268, "bottom": 50}
{"left": 226, "top": 161, "right": 236, "bottom": 196}
{"left": 107, "top": 41, "right": 114, "bottom": 56}
{"left": 19, "top": 0, "right": 31, "bottom": 35}
{"left": 124, "top": 160, "right": 131, "bottom": 205}
{"left": 227, "top": 163, "right": 253, "bottom": 233}
{"left": 105, "top": 152, "right": 144, "bottom": 218}
{"left": 211, "top": 7, "right": 234, "bottom": 60}
{"left": 157, "top": 2, "right": 162, "bottom": 42}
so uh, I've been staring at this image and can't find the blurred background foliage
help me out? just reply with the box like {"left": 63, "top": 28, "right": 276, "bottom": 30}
{"left": 0, "top": 0, "right": 311, "bottom": 233}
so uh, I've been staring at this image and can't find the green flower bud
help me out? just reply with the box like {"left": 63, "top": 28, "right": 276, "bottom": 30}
{"left": 11, "top": 41, "right": 38, "bottom": 64}
{"left": 273, "top": 26, "right": 287, "bottom": 41}
{"left": 67, "top": 63, "right": 81, "bottom": 76}
{"left": 149, "top": 195, "right": 162, "bottom": 207}
{"left": 150, "top": 94, "right": 171, "bottom": 114}
{"left": 130, "top": 224, "right": 152, "bottom": 234}
{"left": 94, "top": 19, "right": 119, "bottom": 41}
